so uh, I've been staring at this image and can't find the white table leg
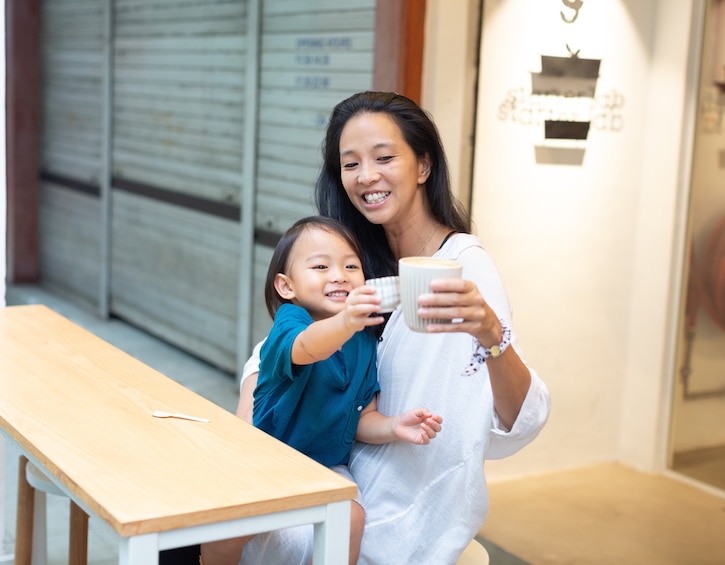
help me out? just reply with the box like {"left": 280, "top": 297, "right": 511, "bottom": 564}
{"left": 30, "top": 490, "right": 47, "bottom": 565}
{"left": 118, "top": 533, "right": 159, "bottom": 565}
{"left": 312, "top": 501, "right": 350, "bottom": 565}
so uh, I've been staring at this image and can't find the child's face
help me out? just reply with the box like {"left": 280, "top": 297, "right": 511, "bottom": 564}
{"left": 275, "top": 227, "right": 365, "bottom": 321}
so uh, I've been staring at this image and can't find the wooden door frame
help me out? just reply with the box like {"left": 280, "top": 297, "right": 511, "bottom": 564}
{"left": 373, "top": 0, "right": 426, "bottom": 103}
{"left": 5, "top": 0, "right": 40, "bottom": 283}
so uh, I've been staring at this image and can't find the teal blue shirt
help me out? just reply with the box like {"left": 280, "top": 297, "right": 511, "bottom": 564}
{"left": 253, "top": 303, "right": 380, "bottom": 467}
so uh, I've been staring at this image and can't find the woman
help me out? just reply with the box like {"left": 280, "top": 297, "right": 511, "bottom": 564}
{"left": 237, "top": 91, "right": 550, "bottom": 564}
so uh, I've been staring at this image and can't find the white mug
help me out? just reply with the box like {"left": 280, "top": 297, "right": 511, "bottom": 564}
{"left": 398, "top": 257, "right": 462, "bottom": 332}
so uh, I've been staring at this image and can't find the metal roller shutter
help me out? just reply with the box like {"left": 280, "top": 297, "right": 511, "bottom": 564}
{"left": 249, "top": 0, "right": 375, "bottom": 347}
{"left": 36, "top": 0, "right": 375, "bottom": 374}
{"left": 110, "top": 0, "right": 247, "bottom": 372}
{"left": 38, "top": 0, "right": 107, "bottom": 305}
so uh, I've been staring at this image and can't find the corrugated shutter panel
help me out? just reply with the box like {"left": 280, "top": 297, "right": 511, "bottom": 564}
{"left": 111, "top": 191, "right": 240, "bottom": 368}
{"left": 250, "top": 0, "right": 375, "bottom": 345}
{"left": 38, "top": 0, "right": 106, "bottom": 305}
{"left": 110, "top": 0, "right": 247, "bottom": 371}
{"left": 35, "top": 0, "right": 378, "bottom": 373}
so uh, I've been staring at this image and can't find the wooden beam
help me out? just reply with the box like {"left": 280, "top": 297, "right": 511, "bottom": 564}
{"left": 5, "top": 0, "right": 40, "bottom": 282}
{"left": 373, "top": 0, "right": 426, "bottom": 104}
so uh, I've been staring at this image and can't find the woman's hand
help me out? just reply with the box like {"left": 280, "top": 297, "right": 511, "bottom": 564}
{"left": 417, "top": 278, "right": 500, "bottom": 346}
{"left": 417, "top": 278, "right": 531, "bottom": 430}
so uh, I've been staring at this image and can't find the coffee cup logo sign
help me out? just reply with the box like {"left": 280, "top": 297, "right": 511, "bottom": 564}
{"left": 496, "top": 0, "right": 625, "bottom": 165}
{"left": 560, "top": 0, "right": 583, "bottom": 24}
{"left": 498, "top": 86, "right": 625, "bottom": 133}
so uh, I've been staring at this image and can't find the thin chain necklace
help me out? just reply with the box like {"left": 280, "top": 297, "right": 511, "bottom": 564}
{"left": 415, "top": 227, "right": 440, "bottom": 256}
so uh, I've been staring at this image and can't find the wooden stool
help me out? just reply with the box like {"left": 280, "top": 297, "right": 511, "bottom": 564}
{"left": 15, "top": 456, "right": 89, "bottom": 565}
{"left": 457, "top": 538, "right": 490, "bottom": 565}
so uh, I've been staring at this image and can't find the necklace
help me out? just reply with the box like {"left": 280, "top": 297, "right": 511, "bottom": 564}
{"left": 415, "top": 227, "right": 440, "bottom": 256}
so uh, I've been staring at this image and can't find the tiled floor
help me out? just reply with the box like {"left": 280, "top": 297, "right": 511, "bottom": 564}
{"left": 672, "top": 443, "right": 725, "bottom": 492}
{"left": 2, "top": 284, "right": 240, "bottom": 564}
{"left": 479, "top": 463, "right": 725, "bottom": 565}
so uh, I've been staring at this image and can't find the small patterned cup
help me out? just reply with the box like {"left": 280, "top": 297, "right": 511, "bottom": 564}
{"left": 365, "top": 276, "right": 401, "bottom": 313}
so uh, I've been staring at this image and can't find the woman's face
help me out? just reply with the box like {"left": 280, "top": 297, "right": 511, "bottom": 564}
{"left": 339, "top": 112, "right": 431, "bottom": 229}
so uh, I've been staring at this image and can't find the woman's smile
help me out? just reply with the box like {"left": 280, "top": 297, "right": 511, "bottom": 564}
{"left": 363, "top": 190, "right": 391, "bottom": 206}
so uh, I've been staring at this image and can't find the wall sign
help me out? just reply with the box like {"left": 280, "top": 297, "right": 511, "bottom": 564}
{"left": 496, "top": 0, "right": 625, "bottom": 165}
{"left": 560, "top": 0, "right": 583, "bottom": 24}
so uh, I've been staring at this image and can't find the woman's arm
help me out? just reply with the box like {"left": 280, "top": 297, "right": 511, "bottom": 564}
{"left": 420, "top": 277, "right": 530, "bottom": 430}
{"left": 236, "top": 339, "right": 264, "bottom": 424}
{"left": 236, "top": 371, "right": 258, "bottom": 424}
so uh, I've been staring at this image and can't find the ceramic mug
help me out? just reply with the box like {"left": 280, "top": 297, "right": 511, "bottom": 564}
{"left": 398, "top": 257, "right": 462, "bottom": 332}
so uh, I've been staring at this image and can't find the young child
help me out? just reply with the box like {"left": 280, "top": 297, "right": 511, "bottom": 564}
{"left": 200, "top": 216, "right": 442, "bottom": 565}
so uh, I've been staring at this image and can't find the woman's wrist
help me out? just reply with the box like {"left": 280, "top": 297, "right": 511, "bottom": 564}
{"left": 476, "top": 318, "right": 511, "bottom": 359}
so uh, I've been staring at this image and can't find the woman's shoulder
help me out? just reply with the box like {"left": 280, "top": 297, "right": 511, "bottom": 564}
{"left": 439, "top": 232, "right": 485, "bottom": 257}
{"left": 439, "top": 232, "right": 503, "bottom": 284}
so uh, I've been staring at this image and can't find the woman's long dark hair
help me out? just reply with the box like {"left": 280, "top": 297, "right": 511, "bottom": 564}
{"left": 315, "top": 91, "right": 470, "bottom": 278}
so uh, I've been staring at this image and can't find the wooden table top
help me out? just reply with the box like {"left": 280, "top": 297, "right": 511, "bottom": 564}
{"left": 0, "top": 304, "right": 356, "bottom": 536}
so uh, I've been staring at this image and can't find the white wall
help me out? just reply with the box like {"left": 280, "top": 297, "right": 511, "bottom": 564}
{"left": 421, "top": 0, "right": 480, "bottom": 209}
{"left": 617, "top": 0, "right": 697, "bottom": 471}
{"left": 424, "top": 0, "right": 699, "bottom": 480}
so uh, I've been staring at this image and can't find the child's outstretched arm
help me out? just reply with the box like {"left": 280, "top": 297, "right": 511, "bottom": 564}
{"left": 292, "top": 285, "right": 384, "bottom": 365}
{"left": 355, "top": 396, "right": 443, "bottom": 445}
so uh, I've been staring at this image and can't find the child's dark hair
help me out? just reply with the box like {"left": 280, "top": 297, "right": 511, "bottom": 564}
{"left": 264, "top": 215, "right": 364, "bottom": 319}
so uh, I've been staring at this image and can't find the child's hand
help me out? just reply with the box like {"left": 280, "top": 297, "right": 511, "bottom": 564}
{"left": 393, "top": 409, "right": 443, "bottom": 445}
{"left": 343, "top": 285, "right": 386, "bottom": 331}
